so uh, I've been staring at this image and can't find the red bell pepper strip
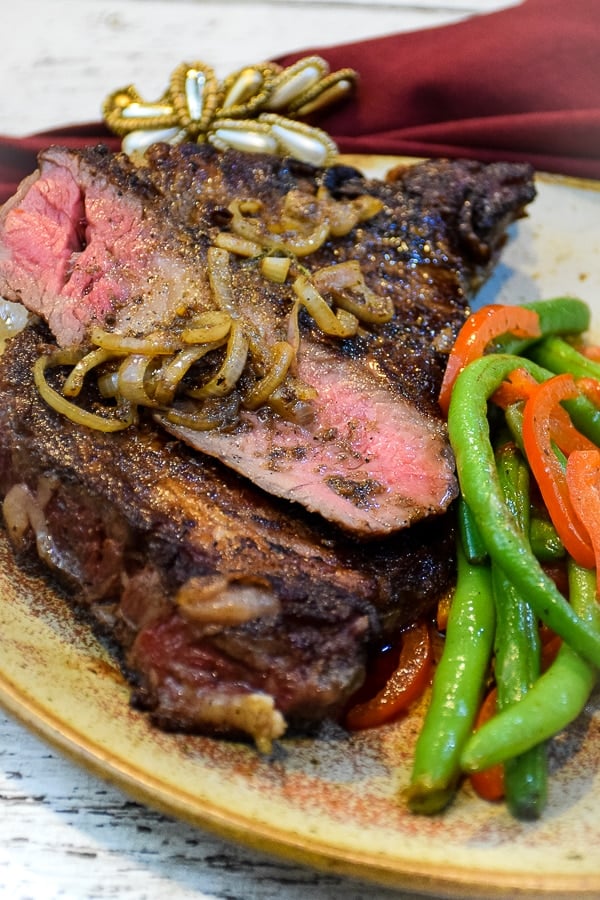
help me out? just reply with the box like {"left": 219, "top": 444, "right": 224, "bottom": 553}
{"left": 541, "top": 634, "right": 563, "bottom": 671}
{"left": 577, "top": 376, "right": 600, "bottom": 408}
{"left": 492, "top": 369, "right": 595, "bottom": 454}
{"left": 438, "top": 304, "right": 541, "bottom": 415}
{"left": 345, "top": 622, "right": 433, "bottom": 730}
{"left": 541, "top": 561, "right": 570, "bottom": 598}
{"left": 548, "top": 403, "right": 597, "bottom": 456}
{"left": 469, "top": 688, "right": 505, "bottom": 802}
{"left": 566, "top": 449, "right": 600, "bottom": 582}
{"left": 581, "top": 344, "right": 600, "bottom": 362}
{"left": 436, "top": 593, "right": 452, "bottom": 632}
{"left": 491, "top": 367, "right": 538, "bottom": 409}
{"left": 538, "top": 621, "right": 563, "bottom": 671}
{"left": 522, "top": 374, "right": 595, "bottom": 570}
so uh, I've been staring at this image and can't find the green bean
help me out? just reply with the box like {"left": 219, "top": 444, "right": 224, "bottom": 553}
{"left": 528, "top": 334, "right": 600, "bottom": 381}
{"left": 501, "top": 364, "right": 600, "bottom": 449}
{"left": 492, "top": 567, "right": 548, "bottom": 817}
{"left": 493, "top": 297, "right": 591, "bottom": 356}
{"left": 503, "top": 401, "right": 526, "bottom": 453}
{"left": 461, "top": 561, "right": 599, "bottom": 772}
{"left": 448, "top": 353, "right": 600, "bottom": 667}
{"left": 564, "top": 394, "right": 600, "bottom": 447}
{"left": 405, "top": 539, "right": 494, "bottom": 814}
{"left": 494, "top": 438, "right": 529, "bottom": 526}
{"left": 456, "top": 496, "right": 488, "bottom": 565}
{"left": 529, "top": 515, "right": 565, "bottom": 561}
{"left": 492, "top": 442, "right": 547, "bottom": 819}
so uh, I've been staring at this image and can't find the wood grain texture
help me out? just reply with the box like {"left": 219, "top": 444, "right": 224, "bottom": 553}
{"left": 0, "top": 711, "right": 406, "bottom": 899}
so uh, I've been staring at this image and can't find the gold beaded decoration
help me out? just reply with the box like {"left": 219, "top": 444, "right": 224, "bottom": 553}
{"left": 103, "top": 56, "right": 357, "bottom": 166}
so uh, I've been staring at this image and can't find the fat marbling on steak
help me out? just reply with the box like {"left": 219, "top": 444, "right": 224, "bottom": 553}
{"left": 0, "top": 144, "right": 536, "bottom": 536}
{"left": 0, "top": 145, "right": 535, "bottom": 746}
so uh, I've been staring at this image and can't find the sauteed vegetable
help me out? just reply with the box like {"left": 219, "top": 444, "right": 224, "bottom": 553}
{"left": 349, "top": 296, "right": 600, "bottom": 820}
{"left": 412, "top": 297, "right": 600, "bottom": 819}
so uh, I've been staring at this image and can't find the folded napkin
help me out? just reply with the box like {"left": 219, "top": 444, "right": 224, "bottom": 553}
{"left": 1, "top": 0, "right": 598, "bottom": 205}
{"left": 275, "top": 0, "right": 600, "bottom": 179}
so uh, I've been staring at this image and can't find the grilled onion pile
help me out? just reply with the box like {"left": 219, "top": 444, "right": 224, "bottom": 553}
{"left": 34, "top": 188, "right": 393, "bottom": 432}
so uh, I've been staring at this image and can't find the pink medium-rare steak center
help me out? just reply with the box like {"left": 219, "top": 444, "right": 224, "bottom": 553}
{"left": 0, "top": 148, "right": 206, "bottom": 347}
{"left": 164, "top": 342, "right": 455, "bottom": 532}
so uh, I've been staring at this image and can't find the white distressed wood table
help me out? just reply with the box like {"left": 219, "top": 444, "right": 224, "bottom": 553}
{"left": 0, "top": 2, "right": 515, "bottom": 897}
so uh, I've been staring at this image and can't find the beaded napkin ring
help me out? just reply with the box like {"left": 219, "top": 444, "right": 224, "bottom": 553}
{"left": 103, "top": 57, "right": 357, "bottom": 166}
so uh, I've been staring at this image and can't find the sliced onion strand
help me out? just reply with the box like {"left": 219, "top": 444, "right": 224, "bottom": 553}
{"left": 33, "top": 353, "right": 133, "bottom": 432}
{"left": 244, "top": 341, "right": 295, "bottom": 409}
{"left": 187, "top": 320, "right": 249, "bottom": 399}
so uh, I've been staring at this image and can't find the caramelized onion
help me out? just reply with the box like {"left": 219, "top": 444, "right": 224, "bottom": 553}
{"left": 260, "top": 255, "right": 291, "bottom": 284}
{"left": 62, "top": 347, "right": 115, "bottom": 397}
{"left": 1, "top": 481, "right": 61, "bottom": 572}
{"left": 286, "top": 298, "right": 301, "bottom": 364}
{"left": 175, "top": 574, "right": 281, "bottom": 625}
{"left": 179, "top": 691, "right": 285, "bottom": 754}
{"left": 312, "top": 260, "right": 394, "bottom": 324}
{"left": 186, "top": 320, "right": 249, "bottom": 399}
{"left": 292, "top": 275, "right": 359, "bottom": 338}
{"left": 322, "top": 203, "right": 361, "bottom": 237}
{"left": 34, "top": 352, "right": 134, "bottom": 432}
{"left": 324, "top": 193, "right": 385, "bottom": 237}
{"left": 181, "top": 310, "right": 232, "bottom": 344}
{"left": 244, "top": 340, "right": 295, "bottom": 410}
{"left": 97, "top": 369, "right": 119, "bottom": 398}
{"left": 2, "top": 477, "right": 78, "bottom": 574}
{"left": 207, "top": 246, "right": 236, "bottom": 313}
{"left": 353, "top": 194, "right": 385, "bottom": 220}
{"left": 90, "top": 327, "right": 180, "bottom": 355}
{"left": 117, "top": 354, "right": 159, "bottom": 406}
{"left": 163, "top": 392, "right": 240, "bottom": 431}
{"left": 2, "top": 483, "right": 34, "bottom": 544}
{"left": 229, "top": 199, "right": 330, "bottom": 257}
{"left": 152, "top": 344, "right": 221, "bottom": 405}
{"left": 268, "top": 375, "right": 317, "bottom": 425}
{"left": 212, "top": 231, "right": 263, "bottom": 258}
{"left": 0, "top": 300, "right": 29, "bottom": 352}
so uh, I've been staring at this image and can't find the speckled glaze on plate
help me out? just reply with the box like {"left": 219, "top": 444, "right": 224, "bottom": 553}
{"left": 0, "top": 158, "right": 600, "bottom": 899}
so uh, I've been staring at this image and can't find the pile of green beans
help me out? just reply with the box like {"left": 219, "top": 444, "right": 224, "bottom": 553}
{"left": 406, "top": 297, "right": 600, "bottom": 820}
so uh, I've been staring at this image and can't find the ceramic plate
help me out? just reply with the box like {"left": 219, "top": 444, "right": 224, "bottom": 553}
{"left": 1, "top": 157, "right": 600, "bottom": 899}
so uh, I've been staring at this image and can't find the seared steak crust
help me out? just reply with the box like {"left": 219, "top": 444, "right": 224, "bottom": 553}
{"left": 0, "top": 324, "right": 455, "bottom": 747}
{"left": 0, "top": 146, "right": 535, "bottom": 536}
{"left": 0, "top": 147, "right": 536, "bottom": 746}
{"left": 141, "top": 147, "right": 534, "bottom": 410}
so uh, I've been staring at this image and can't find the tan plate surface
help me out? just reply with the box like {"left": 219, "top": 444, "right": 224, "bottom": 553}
{"left": 1, "top": 157, "right": 600, "bottom": 899}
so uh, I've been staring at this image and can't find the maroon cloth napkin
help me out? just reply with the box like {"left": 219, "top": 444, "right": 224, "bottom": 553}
{"left": 0, "top": 124, "right": 120, "bottom": 204}
{"left": 1, "top": 0, "right": 599, "bottom": 205}
{"left": 275, "top": 0, "right": 600, "bottom": 179}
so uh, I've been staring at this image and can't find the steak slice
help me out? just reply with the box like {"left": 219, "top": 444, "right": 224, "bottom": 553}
{"left": 0, "top": 324, "right": 455, "bottom": 750}
{"left": 159, "top": 340, "right": 456, "bottom": 535}
{"left": 0, "top": 145, "right": 536, "bottom": 536}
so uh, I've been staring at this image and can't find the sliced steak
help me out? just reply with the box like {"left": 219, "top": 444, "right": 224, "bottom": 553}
{"left": 0, "top": 324, "right": 455, "bottom": 749}
{"left": 0, "top": 146, "right": 536, "bottom": 536}
{"left": 0, "top": 148, "right": 208, "bottom": 347}
{"left": 159, "top": 340, "right": 456, "bottom": 534}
